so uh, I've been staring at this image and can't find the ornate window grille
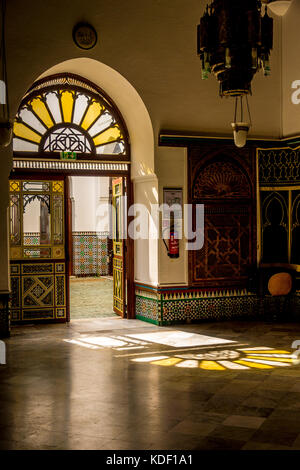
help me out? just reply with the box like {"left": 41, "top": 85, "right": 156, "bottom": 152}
{"left": 13, "top": 74, "right": 129, "bottom": 160}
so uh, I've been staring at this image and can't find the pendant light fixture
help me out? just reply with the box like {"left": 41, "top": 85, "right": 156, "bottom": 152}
{"left": 197, "top": 1, "right": 273, "bottom": 148}
{"left": 262, "top": 0, "right": 293, "bottom": 16}
{"left": 0, "top": 0, "right": 12, "bottom": 148}
{"left": 231, "top": 95, "right": 252, "bottom": 148}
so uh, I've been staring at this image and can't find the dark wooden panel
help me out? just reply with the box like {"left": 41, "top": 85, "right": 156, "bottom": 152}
{"left": 188, "top": 143, "right": 256, "bottom": 288}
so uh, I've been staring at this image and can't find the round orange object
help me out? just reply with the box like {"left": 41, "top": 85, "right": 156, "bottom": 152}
{"left": 268, "top": 273, "right": 292, "bottom": 296}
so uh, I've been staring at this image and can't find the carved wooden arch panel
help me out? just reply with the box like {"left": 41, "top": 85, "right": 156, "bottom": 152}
{"left": 193, "top": 160, "right": 252, "bottom": 200}
{"left": 189, "top": 145, "right": 256, "bottom": 288}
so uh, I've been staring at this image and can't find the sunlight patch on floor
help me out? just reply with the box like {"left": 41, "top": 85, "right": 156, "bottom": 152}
{"left": 126, "top": 331, "right": 235, "bottom": 348}
{"left": 63, "top": 330, "right": 299, "bottom": 372}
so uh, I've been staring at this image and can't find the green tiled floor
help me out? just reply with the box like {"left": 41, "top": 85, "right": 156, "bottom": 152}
{"left": 70, "top": 277, "right": 117, "bottom": 319}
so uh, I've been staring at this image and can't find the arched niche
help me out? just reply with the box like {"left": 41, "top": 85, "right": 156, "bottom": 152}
{"left": 261, "top": 191, "right": 289, "bottom": 264}
{"left": 192, "top": 158, "right": 252, "bottom": 201}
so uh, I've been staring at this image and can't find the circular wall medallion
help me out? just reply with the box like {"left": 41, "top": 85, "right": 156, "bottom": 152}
{"left": 73, "top": 23, "right": 98, "bottom": 50}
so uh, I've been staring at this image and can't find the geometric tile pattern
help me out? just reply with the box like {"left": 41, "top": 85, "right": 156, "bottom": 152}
{"left": 136, "top": 295, "right": 161, "bottom": 325}
{"left": 72, "top": 231, "right": 109, "bottom": 276}
{"left": 23, "top": 233, "right": 40, "bottom": 246}
{"left": 113, "top": 258, "right": 123, "bottom": 315}
{"left": 135, "top": 287, "right": 259, "bottom": 325}
{"left": 23, "top": 276, "right": 54, "bottom": 307}
{"left": 162, "top": 295, "right": 258, "bottom": 323}
{"left": 136, "top": 286, "right": 300, "bottom": 325}
{"left": 56, "top": 308, "right": 66, "bottom": 319}
{"left": 55, "top": 275, "right": 65, "bottom": 306}
{"left": 10, "top": 263, "right": 66, "bottom": 322}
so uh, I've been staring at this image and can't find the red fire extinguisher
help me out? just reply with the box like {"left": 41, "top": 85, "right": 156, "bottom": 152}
{"left": 163, "top": 213, "right": 179, "bottom": 259}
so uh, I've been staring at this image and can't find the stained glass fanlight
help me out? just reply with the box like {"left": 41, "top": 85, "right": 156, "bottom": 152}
{"left": 13, "top": 74, "right": 129, "bottom": 157}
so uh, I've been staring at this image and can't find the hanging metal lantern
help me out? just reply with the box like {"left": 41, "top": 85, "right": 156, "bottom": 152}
{"left": 197, "top": 0, "right": 273, "bottom": 97}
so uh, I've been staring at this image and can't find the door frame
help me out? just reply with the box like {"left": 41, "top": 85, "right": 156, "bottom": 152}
{"left": 9, "top": 167, "right": 135, "bottom": 322}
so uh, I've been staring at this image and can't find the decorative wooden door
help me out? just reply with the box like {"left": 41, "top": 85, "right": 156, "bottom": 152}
{"left": 112, "top": 177, "right": 126, "bottom": 316}
{"left": 9, "top": 178, "right": 68, "bottom": 323}
{"left": 189, "top": 146, "right": 256, "bottom": 289}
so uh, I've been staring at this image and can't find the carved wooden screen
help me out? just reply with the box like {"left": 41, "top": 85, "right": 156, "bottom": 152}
{"left": 9, "top": 178, "right": 67, "bottom": 322}
{"left": 189, "top": 147, "right": 256, "bottom": 288}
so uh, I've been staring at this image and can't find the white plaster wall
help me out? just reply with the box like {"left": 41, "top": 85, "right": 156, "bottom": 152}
{"left": 134, "top": 176, "right": 159, "bottom": 286}
{"left": 6, "top": 1, "right": 282, "bottom": 143}
{"left": 282, "top": 0, "right": 300, "bottom": 137}
{"left": 96, "top": 177, "right": 110, "bottom": 233}
{"left": 71, "top": 177, "right": 97, "bottom": 232}
{"left": 71, "top": 176, "right": 110, "bottom": 232}
{"left": 157, "top": 147, "right": 188, "bottom": 286}
{"left": 23, "top": 199, "right": 41, "bottom": 233}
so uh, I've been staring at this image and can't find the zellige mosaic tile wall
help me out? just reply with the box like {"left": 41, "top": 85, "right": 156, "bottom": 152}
{"left": 72, "top": 231, "right": 109, "bottom": 277}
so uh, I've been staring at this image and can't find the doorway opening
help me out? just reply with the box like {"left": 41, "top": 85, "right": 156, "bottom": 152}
{"left": 69, "top": 175, "right": 115, "bottom": 319}
{"left": 68, "top": 175, "right": 128, "bottom": 321}
{"left": 9, "top": 72, "right": 136, "bottom": 326}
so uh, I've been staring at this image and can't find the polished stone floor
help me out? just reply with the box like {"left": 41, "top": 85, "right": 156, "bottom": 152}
{"left": 70, "top": 277, "right": 116, "bottom": 319}
{"left": 1, "top": 318, "right": 300, "bottom": 450}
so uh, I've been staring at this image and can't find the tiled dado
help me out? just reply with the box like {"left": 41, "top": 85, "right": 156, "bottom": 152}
{"left": 135, "top": 286, "right": 259, "bottom": 325}
{"left": 72, "top": 231, "right": 109, "bottom": 277}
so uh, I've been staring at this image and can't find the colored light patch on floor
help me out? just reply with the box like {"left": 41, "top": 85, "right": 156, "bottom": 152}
{"left": 132, "top": 356, "right": 169, "bottom": 363}
{"left": 64, "top": 334, "right": 147, "bottom": 350}
{"left": 240, "top": 358, "right": 290, "bottom": 367}
{"left": 200, "top": 361, "right": 226, "bottom": 371}
{"left": 126, "top": 331, "right": 235, "bottom": 348}
{"left": 175, "top": 360, "right": 199, "bottom": 368}
{"left": 246, "top": 355, "right": 294, "bottom": 363}
{"left": 64, "top": 339, "right": 100, "bottom": 350}
{"left": 234, "top": 360, "right": 273, "bottom": 369}
{"left": 244, "top": 353, "right": 294, "bottom": 358}
{"left": 238, "top": 348, "right": 291, "bottom": 354}
{"left": 218, "top": 360, "right": 249, "bottom": 370}
{"left": 63, "top": 335, "right": 298, "bottom": 372}
{"left": 176, "top": 350, "right": 240, "bottom": 361}
{"left": 129, "top": 347, "right": 299, "bottom": 371}
{"left": 151, "top": 357, "right": 182, "bottom": 367}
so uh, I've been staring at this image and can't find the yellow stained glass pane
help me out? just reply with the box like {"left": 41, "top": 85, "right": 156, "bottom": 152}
{"left": 52, "top": 181, "right": 64, "bottom": 193}
{"left": 13, "top": 122, "right": 42, "bottom": 144}
{"left": 9, "top": 181, "right": 20, "bottom": 192}
{"left": 93, "top": 125, "right": 123, "bottom": 147}
{"left": 81, "top": 101, "right": 104, "bottom": 130}
{"left": 31, "top": 97, "right": 54, "bottom": 128}
{"left": 60, "top": 90, "right": 74, "bottom": 123}
{"left": 200, "top": 361, "right": 225, "bottom": 371}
